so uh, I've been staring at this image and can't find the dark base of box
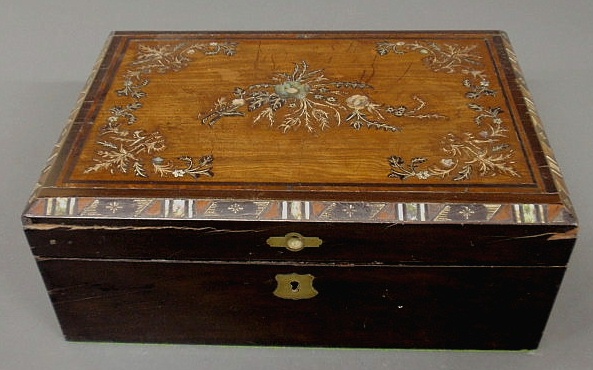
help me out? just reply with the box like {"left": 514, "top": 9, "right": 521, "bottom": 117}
{"left": 39, "top": 259, "right": 564, "bottom": 350}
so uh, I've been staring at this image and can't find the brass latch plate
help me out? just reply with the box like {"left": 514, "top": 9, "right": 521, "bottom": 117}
{"left": 266, "top": 232, "right": 322, "bottom": 252}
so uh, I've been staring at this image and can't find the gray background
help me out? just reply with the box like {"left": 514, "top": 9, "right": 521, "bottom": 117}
{"left": 1, "top": 1, "right": 592, "bottom": 369}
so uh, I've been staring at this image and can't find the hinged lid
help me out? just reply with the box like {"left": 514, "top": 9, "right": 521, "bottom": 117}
{"left": 23, "top": 31, "right": 576, "bottom": 227}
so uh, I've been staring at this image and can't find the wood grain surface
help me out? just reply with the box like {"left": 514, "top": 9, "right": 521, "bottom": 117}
{"left": 30, "top": 31, "right": 568, "bottom": 204}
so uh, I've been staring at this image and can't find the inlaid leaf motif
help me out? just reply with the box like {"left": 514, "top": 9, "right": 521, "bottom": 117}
{"left": 381, "top": 41, "right": 520, "bottom": 181}
{"left": 200, "top": 61, "right": 446, "bottom": 133}
{"left": 86, "top": 41, "right": 235, "bottom": 179}
{"left": 376, "top": 41, "right": 483, "bottom": 74}
{"left": 387, "top": 82, "right": 519, "bottom": 181}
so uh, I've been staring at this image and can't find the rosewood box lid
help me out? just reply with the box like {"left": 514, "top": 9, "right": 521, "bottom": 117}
{"left": 23, "top": 31, "right": 576, "bottom": 227}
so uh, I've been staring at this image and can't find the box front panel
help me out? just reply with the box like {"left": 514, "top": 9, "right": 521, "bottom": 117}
{"left": 38, "top": 259, "right": 564, "bottom": 349}
{"left": 26, "top": 220, "right": 576, "bottom": 266}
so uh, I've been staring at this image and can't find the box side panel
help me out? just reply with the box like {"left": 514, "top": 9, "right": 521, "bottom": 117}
{"left": 36, "top": 259, "right": 565, "bottom": 350}
{"left": 495, "top": 33, "right": 577, "bottom": 219}
{"left": 24, "top": 33, "right": 124, "bottom": 207}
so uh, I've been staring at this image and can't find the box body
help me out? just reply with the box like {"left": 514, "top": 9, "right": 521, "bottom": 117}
{"left": 22, "top": 31, "right": 577, "bottom": 349}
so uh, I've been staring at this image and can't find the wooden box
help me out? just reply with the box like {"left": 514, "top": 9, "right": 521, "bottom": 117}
{"left": 22, "top": 31, "right": 578, "bottom": 350}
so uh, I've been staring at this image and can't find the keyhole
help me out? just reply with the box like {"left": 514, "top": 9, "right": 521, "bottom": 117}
{"left": 290, "top": 281, "right": 300, "bottom": 292}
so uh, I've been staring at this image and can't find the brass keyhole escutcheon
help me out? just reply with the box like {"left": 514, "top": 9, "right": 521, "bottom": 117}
{"left": 274, "top": 273, "right": 318, "bottom": 300}
{"left": 266, "top": 232, "right": 322, "bottom": 252}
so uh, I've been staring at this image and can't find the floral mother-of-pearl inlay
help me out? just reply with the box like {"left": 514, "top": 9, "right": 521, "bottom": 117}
{"left": 380, "top": 40, "right": 521, "bottom": 181}
{"left": 200, "top": 60, "right": 447, "bottom": 133}
{"left": 85, "top": 41, "right": 237, "bottom": 179}
{"left": 83, "top": 38, "right": 521, "bottom": 182}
